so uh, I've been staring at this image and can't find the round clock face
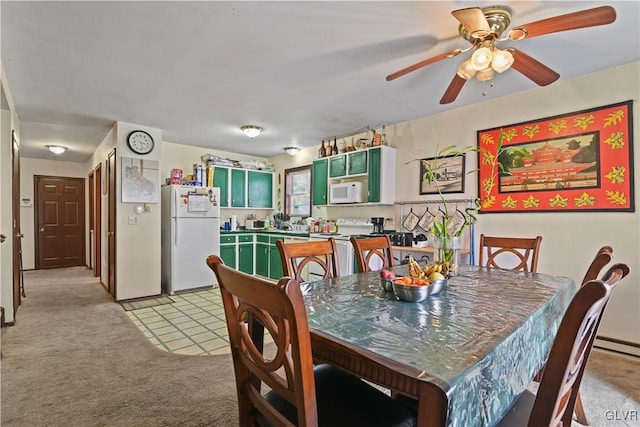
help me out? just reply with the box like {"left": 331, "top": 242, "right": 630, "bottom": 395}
{"left": 127, "top": 130, "right": 154, "bottom": 155}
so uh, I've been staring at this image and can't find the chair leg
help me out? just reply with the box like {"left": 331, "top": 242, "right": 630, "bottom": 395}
{"left": 574, "top": 390, "right": 589, "bottom": 425}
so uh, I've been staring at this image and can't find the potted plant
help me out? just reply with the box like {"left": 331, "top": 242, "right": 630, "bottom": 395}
{"left": 418, "top": 131, "right": 508, "bottom": 275}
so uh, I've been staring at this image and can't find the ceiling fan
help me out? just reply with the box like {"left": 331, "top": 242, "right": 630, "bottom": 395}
{"left": 386, "top": 5, "right": 616, "bottom": 104}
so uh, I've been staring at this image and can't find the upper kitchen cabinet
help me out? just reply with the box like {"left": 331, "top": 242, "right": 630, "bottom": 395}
{"left": 213, "top": 166, "right": 230, "bottom": 207}
{"left": 312, "top": 145, "right": 395, "bottom": 206}
{"left": 247, "top": 170, "right": 273, "bottom": 208}
{"left": 327, "top": 150, "right": 368, "bottom": 178}
{"left": 312, "top": 158, "right": 328, "bottom": 206}
{"left": 213, "top": 167, "right": 273, "bottom": 209}
{"left": 231, "top": 169, "right": 246, "bottom": 207}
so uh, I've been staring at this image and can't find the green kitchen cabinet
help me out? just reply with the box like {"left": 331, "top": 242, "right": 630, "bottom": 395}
{"left": 312, "top": 159, "right": 328, "bottom": 206}
{"left": 219, "top": 244, "right": 236, "bottom": 269}
{"left": 247, "top": 171, "right": 273, "bottom": 208}
{"left": 348, "top": 150, "right": 368, "bottom": 175}
{"left": 268, "top": 236, "right": 284, "bottom": 280}
{"left": 238, "top": 243, "right": 254, "bottom": 274}
{"left": 230, "top": 168, "right": 246, "bottom": 207}
{"left": 368, "top": 147, "right": 382, "bottom": 203}
{"left": 213, "top": 166, "right": 229, "bottom": 207}
{"left": 255, "top": 235, "right": 270, "bottom": 277}
{"left": 328, "top": 155, "right": 347, "bottom": 178}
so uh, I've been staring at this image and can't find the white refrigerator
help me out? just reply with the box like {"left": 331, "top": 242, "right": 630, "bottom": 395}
{"left": 161, "top": 185, "right": 220, "bottom": 294}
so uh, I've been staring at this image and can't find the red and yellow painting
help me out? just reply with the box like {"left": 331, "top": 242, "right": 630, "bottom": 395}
{"left": 477, "top": 100, "right": 634, "bottom": 213}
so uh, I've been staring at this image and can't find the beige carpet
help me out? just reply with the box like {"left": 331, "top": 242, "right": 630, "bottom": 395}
{"left": 1, "top": 267, "right": 238, "bottom": 426}
{"left": 1, "top": 266, "right": 638, "bottom": 426}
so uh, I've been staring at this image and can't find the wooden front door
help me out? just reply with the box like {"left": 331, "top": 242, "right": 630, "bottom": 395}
{"left": 35, "top": 176, "right": 85, "bottom": 269}
{"left": 88, "top": 170, "right": 94, "bottom": 271}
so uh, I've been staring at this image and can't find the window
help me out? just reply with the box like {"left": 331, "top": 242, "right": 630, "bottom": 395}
{"left": 284, "top": 166, "right": 311, "bottom": 217}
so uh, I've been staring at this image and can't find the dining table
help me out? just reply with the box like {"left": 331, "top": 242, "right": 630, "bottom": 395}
{"left": 301, "top": 264, "right": 577, "bottom": 427}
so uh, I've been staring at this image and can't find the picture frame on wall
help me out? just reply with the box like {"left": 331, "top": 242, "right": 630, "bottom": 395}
{"left": 121, "top": 157, "right": 159, "bottom": 203}
{"left": 477, "top": 100, "right": 634, "bottom": 213}
{"left": 419, "top": 154, "right": 465, "bottom": 195}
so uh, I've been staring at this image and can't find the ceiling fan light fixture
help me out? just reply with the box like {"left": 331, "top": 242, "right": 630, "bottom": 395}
{"left": 457, "top": 58, "right": 477, "bottom": 80}
{"left": 240, "top": 125, "right": 263, "bottom": 138}
{"left": 471, "top": 47, "right": 493, "bottom": 70}
{"left": 476, "top": 67, "right": 495, "bottom": 82}
{"left": 491, "top": 48, "right": 514, "bottom": 73}
{"left": 47, "top": 145, "right": 67, "bottom": 155}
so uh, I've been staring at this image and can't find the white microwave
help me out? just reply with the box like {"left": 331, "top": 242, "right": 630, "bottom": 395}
{"left": 329, "top": 182, "right": 364, "bottom": 204}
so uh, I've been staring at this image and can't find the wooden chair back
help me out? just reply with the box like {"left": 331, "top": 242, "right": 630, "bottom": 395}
{"left": 581, "top": 245, "right": 613, "bottom": 285}
{"left": 276, "top": 238, "right": 339, "bottom": 283}
{"left": 528, "top": 263, "right": 630, "bottom": 427}
{"left": 531, "top": 245, "right": 614, "bottom": 425}
{"left": 350, "top": 235, "right": 394, "bottom": 273}
{"left": 206, "top": 255, "right": 318, "bottom": 426}
{"left": 479, "top": 234, "right": 543, "bottom": 272}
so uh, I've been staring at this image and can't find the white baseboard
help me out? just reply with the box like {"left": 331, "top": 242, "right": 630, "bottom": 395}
{"left": 594, "top": 336, "right": 640, "bottom": 357}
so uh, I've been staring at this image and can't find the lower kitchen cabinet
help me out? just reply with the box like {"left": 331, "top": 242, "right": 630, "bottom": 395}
{"left": 268, "top": 236, "right": 284, "bottom": 280}
{"left": 238, "top": 244, "right": 253, "bottom": 274}
{"left": 219, "top": 244, "right": 236, "bottom": 269}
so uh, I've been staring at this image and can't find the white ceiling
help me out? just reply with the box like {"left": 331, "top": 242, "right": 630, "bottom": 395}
{"left": 2, "top": 1, "right": 638, "bottom": 163}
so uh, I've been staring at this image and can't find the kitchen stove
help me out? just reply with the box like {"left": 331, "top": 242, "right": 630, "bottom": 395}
{"left": 308, "top": 218, "right": 375, "bottom": 278}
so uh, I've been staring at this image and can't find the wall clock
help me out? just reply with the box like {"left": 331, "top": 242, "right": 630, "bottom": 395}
{"left": 126, "top": 130, "right": 155, "bottom": 155}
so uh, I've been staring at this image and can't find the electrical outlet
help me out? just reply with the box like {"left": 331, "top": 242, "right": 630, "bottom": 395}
{"left": 128, "top": 216, "right": 138, "bottom": 225}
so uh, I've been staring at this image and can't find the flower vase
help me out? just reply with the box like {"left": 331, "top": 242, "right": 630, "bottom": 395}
{"left": 434, "top": 236, "right": 461, "bottom": 276}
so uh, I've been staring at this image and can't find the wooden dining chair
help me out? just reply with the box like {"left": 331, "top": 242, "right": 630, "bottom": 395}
{"left": 479, "top": 234, "right": 543, "bottom": 272}
{"left": 350, "top": 235, "right": 395, "bottom": 273}
{"left": 533, "top": 245, "right": 613, "bottom": 425}
{"left": 495, "top": 262, "right": 630, "bottom": 426}
{"left": 276, "top": 238, "right": 340, "bottom": 283}
{"left": 206, "top": 255, "right": 416, "bottom": 427}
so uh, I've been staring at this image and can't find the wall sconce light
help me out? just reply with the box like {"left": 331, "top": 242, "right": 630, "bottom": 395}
{"left": 240, "top": 125, "right": 263, "bottom": 138}
{"left": 284, "top": 147, "right": 300, "bottom": 156}
{"left": 47, "top": 145, "right": 67, "bottom": 155}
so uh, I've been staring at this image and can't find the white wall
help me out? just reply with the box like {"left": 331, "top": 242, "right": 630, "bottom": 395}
{"left": 286, "top": 62, "right": 640, "bottom": 351}
{"left": 1, "top": 64, "right": 20, "bottom": 323}
{"left": 19, "top": 158, "right": 89, "bottom": 270}
{"left": 113, "top": 122, "right": 163, "bottom": 300}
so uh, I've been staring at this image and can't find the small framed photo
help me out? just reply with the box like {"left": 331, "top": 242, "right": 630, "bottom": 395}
{"left": 420, "top": 154, "right": 465, "bottom": 195}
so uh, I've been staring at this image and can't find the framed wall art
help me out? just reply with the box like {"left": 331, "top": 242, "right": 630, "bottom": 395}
{"left": 477, "top": 100, "right": 634, "bottom": 213}
{"left": 121, "top": 157, "right": 159, "bottom": 203}
{"left": 420, "top": 154, "right": 465, "bottom": 195}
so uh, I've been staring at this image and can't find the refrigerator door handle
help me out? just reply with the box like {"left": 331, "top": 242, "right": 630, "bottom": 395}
{"left": 174, "top": 217, "right": 179, "bottom": 246}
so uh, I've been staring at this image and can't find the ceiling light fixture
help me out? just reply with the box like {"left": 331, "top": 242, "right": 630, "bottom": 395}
{"left": 284, "top": 147, "right": 300, "bottom": 156}
{"left": 240, "top": 125, "right": 263, "bottom": 138}
{"left": 458, "top": 40, "right": 514, "bottom": 82}
{"left": 47, "top": 145, "right": 67, "bottom": 155}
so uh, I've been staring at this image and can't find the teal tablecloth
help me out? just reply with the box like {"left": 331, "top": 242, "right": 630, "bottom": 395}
{"left": 302, "top": 265, "right": 576, "bottom": 427}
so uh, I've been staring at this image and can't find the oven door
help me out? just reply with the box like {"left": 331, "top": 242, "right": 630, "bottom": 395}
{"left": 307, "top": 237, "right": 354, "bottom": 280}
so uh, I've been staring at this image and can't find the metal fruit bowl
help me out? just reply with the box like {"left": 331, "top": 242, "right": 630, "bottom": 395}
{"left": 380, "top": 278, "right": 394, "bottom": 292}
{"left": 392, "top": 277, "right": 448, "bottom": 302}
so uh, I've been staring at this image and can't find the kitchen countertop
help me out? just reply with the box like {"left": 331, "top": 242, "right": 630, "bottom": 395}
{"left": 220, "top": 229, "right": 310, "bottom": 238}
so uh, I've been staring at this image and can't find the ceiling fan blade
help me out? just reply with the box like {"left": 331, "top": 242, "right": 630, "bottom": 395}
{"left": 510, "top": 6, "right": 616, "bottom": 40}
{"left": 440, "top": 75, "right": 467, "bottom": 104}
{"left": 509, "top": 49, "right": 560, "bottom": 86}
{"left": 451, "top": 7, "right": 490, "bottom": 35}
{"left": 386, "top": 50, "right": 460, "bottom": 81}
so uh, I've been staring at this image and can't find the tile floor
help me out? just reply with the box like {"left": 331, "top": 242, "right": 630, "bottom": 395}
{"left": 125, "top": 288, "right": 232, "bottom": 356}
